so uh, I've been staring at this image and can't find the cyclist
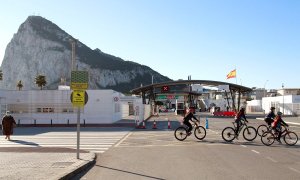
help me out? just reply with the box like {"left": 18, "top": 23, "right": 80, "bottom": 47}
{"left": 272, "top": 111, "right": 289, "bottom": 143}
{"left": 235, "top": 107, "right": 248, "bottom": 136}
{"left": 183, "top": 108, "right": 199, "bottom": 136}
{"left": 265, "top": 107, "right": 276, "bottom": 126}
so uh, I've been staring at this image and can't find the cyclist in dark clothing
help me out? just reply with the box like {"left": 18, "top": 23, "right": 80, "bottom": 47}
{"left": 265, "top": 107, "right": 276, "bottom": 126}
{"left": 235, "top": 107, "right": 248, "bottom": 135}
{"left": 183, "top": 108, "right": 199, "bottom": 135}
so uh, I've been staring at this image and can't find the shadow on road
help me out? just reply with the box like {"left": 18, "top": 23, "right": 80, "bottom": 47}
{"left": 10, "top": 139, "right": 40, "bottom": 147}
{"left": 95, "top": 165, "right": 166, "bottom": 180}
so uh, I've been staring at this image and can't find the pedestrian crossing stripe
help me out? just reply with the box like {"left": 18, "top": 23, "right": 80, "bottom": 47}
{"left": 0, "top": 131, "right": 130, "bottom": 154}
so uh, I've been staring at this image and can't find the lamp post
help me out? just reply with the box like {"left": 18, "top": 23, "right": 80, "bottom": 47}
{"left": 263, "top": 80, "right": 269, "bottom": 97}
{"left": 282, "top": 83, "right": 284, "bottom": 115}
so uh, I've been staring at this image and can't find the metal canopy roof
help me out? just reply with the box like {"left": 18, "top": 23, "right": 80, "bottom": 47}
{"left": 131, "top": 80, "right": 252, "bottom": 94}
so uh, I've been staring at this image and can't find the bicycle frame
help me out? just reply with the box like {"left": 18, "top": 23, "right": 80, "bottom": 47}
{"left": 274, "top": 126, "right": 289, "bottom": 138}
{"left": 232, "top": 119, "right": 248, "bottom": 135}
{"left": 183, "top": 119, "right": 199, "bottom": 130}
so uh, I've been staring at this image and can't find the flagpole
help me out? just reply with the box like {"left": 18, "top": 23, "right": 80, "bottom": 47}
{"left": 235, "top": 68, "right": 237, "bottom": 84}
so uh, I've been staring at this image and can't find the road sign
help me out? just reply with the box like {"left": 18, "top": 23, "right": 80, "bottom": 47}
{"left": 161, "top": 86, "right": 170, "bottom": 93}
{"left": 71, "top": 71, "right": 89, "bottom": 90}
{"left": 71, "top": 90, "right": 88, "bottom": 107}
{"left": 114, "top": 97, "right": 119, "bottom": 102}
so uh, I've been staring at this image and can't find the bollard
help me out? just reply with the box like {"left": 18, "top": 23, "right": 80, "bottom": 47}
{"left": 51, "top": 119, "right": 53, "bottom": 126}
{"left": 152, "top": 120, "right": 157, "bottom": 129}
{"left": 67, "top": 119, "right": 69, "bottom": 125}
{"left": 167, "top": 119, "right": 171, "bottom": 129}
{"left": 141, "top": 120, "right": 146, "bottom": 129}
{"left": 205, "top": 117, "right": 209, "bottom": 129}
{"left": 84, "top": 119, "right": 86, "bottom": 127}
{"left": 34, "top": 119, "right": 36, "bottom": 127}
{"left": 18, "top": 119, "right": 20, "bottom": 127}
{"left": 136, "top": 119, "right": 140, "bottom": 128}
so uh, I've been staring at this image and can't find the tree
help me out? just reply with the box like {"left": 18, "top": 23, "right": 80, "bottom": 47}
{"left": 0, "top": 70, "right": 3, "bottom": 81}
{"left": 35, "top": 75, "right": 47, "bottom": 90}
{"left": 17, "top": 80, "right": 23, "bottom": 90}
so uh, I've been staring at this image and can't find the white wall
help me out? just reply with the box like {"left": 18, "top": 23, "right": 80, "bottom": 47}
{"left": 0, "top": 89, "right": 125, "bottom": 124}
{"left": 247, "top": 100, "right": 263, "bottom": 112}
{"left": 144, "top": 104, "right": 151, "bottom": 120}
{"left": 261, "top": 95, "right": 300, "bottom": 115}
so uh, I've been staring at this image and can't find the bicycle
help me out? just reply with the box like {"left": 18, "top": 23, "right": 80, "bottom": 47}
{"left": 257, "top": 124, "right": 272, "bottom": 137}
{"left": 222, "top": 118, "right": 257, "bottom": 142}
{"left": 174, "top": 119, "right": 206, "bottom": 141}
{"left": 261, "top": 126, "right": 298, "bottom": 146}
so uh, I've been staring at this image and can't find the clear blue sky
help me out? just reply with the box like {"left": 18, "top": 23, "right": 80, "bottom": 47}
{"left": 0, "top": 0, "right": 299, "bottom": 89}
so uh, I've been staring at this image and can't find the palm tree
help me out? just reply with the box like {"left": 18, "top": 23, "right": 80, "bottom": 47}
{"left": 35, "top": 75, "right": 47, "bottom": 90}
{"left": 17, "top": 80, "right": 23, "bottom": 90}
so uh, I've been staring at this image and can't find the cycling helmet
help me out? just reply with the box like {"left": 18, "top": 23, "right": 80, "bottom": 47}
{"left": 277, "top": 111, "right": 282, "bottom": 115}
{"left": 270, "top": 107, "right": 275, "bottom": 110}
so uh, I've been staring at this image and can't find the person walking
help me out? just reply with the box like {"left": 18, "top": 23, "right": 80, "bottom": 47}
{"left": 2, "top": 111, "right": 16, "bottom": 140}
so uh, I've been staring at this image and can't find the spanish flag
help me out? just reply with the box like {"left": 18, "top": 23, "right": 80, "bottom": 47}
{"left": 227, "top": 69, "right": 236, "bottom": 79}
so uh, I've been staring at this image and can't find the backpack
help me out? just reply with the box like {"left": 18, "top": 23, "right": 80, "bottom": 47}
{"left": 272, "top": 116, "right": 280, "bottom": 128}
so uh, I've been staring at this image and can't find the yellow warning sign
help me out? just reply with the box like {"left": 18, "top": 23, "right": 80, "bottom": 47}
{"left": 71, "top": 83, "right": 88, "bottom": 90}
{"left": 72, "top": 90, "right": 85, "bottom": 107}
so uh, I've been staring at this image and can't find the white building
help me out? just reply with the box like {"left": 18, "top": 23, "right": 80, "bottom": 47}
{"left": 262, "top": 95, "right": 300, "bottom": 115}
{"left": 0, "top": 89, "right": 148, "bottom": 125}
{"left": 247, "top": 95, "right": 300, "bottom": 115}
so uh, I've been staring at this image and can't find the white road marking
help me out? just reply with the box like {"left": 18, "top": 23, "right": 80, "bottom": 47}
{"left": 251, "top": 150, "right": 260, "bottom": 154}
{"left": 241, "top": 145, "right": 247, "bottom": 148}
{"left": 208, "top": 129, "right": 219, "bottom": 134}
{"left": 206, "top": 144, "right": 229, "bottom": 146}
{"left": 266, "top": 157, "right": 278, "bottom": 163}
{"left": 91, "top": 151, "right": 105, "bottom": 154}
{"left": 114, "top": 132, "right": 133, "bottom": 147}
{"left": 289, "top": 167, "right": 300, "bottom": 174}
{"left": 78, "top": 147, "right": 109, "bottom": 150}
{"left": 0, "top": 131, "right": 129, "bottom": 154}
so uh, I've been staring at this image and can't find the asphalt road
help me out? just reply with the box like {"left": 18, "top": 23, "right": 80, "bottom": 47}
{"left": 78, "top": 114, "right": 300, "bottom": 180}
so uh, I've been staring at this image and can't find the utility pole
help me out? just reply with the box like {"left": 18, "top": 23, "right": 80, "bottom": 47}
{"left": 282, "top": 83, "right": 284, "bottom": 115}
{"left": 263, "top": 80, "right": 269, "bottom": 97}
{"left": 70, "top": 39, "right": 76, "bottom": 71}
{"left": 70, "top": 39, "right": 81, "bottom": 159}
{"left": 151, "top": 75, "right": 153, "bottom": 84}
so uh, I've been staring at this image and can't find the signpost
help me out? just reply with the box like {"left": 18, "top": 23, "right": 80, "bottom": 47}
{"left": 71, "top": 70, "right": 89, "bottom": 159}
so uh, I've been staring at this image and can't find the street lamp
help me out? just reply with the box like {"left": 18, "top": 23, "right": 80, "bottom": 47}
{"left": 282, "top": 83, "right": 284, "bottom": 115}
{"left": 263, "top": 80, "right": 269, "bottom": 97}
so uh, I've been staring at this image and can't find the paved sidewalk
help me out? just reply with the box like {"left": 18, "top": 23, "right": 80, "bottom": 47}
{"left": 0, "top": 147, "right": 96, "bottom": 180}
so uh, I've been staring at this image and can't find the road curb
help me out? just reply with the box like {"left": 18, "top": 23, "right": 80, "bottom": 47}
{"left": 59, "top": 153, "right": 97, "bottom": 180}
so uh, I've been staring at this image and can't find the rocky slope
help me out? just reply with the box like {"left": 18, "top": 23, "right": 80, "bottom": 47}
{"left": 0, "top": 16, "right": 171, "bottom": 92}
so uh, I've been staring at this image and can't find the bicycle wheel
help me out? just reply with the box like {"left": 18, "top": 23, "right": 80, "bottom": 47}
{"left": 174, "top": 127, "right": 188, "bottom": 141}
{"left": 243, "top": 126, "right": 257, "bottom": 141}
{"left": 257, "top": 124, "right": 268, "bottom": 137}
{"left": 261, "top": 131, "right": 275, "bottom": 146}
{"left": 222, "top": 127, "right": 236, "bottom": 142}
{"left": 194, "top": 126, "right": 206, "bottom": 140}
{"left": 283, "top": 131, "right": 298, "bottom": 146}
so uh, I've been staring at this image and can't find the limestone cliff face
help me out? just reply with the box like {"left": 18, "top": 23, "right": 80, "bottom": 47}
{"left": 1, "top": 16, "right": 171, "bottom": 92}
